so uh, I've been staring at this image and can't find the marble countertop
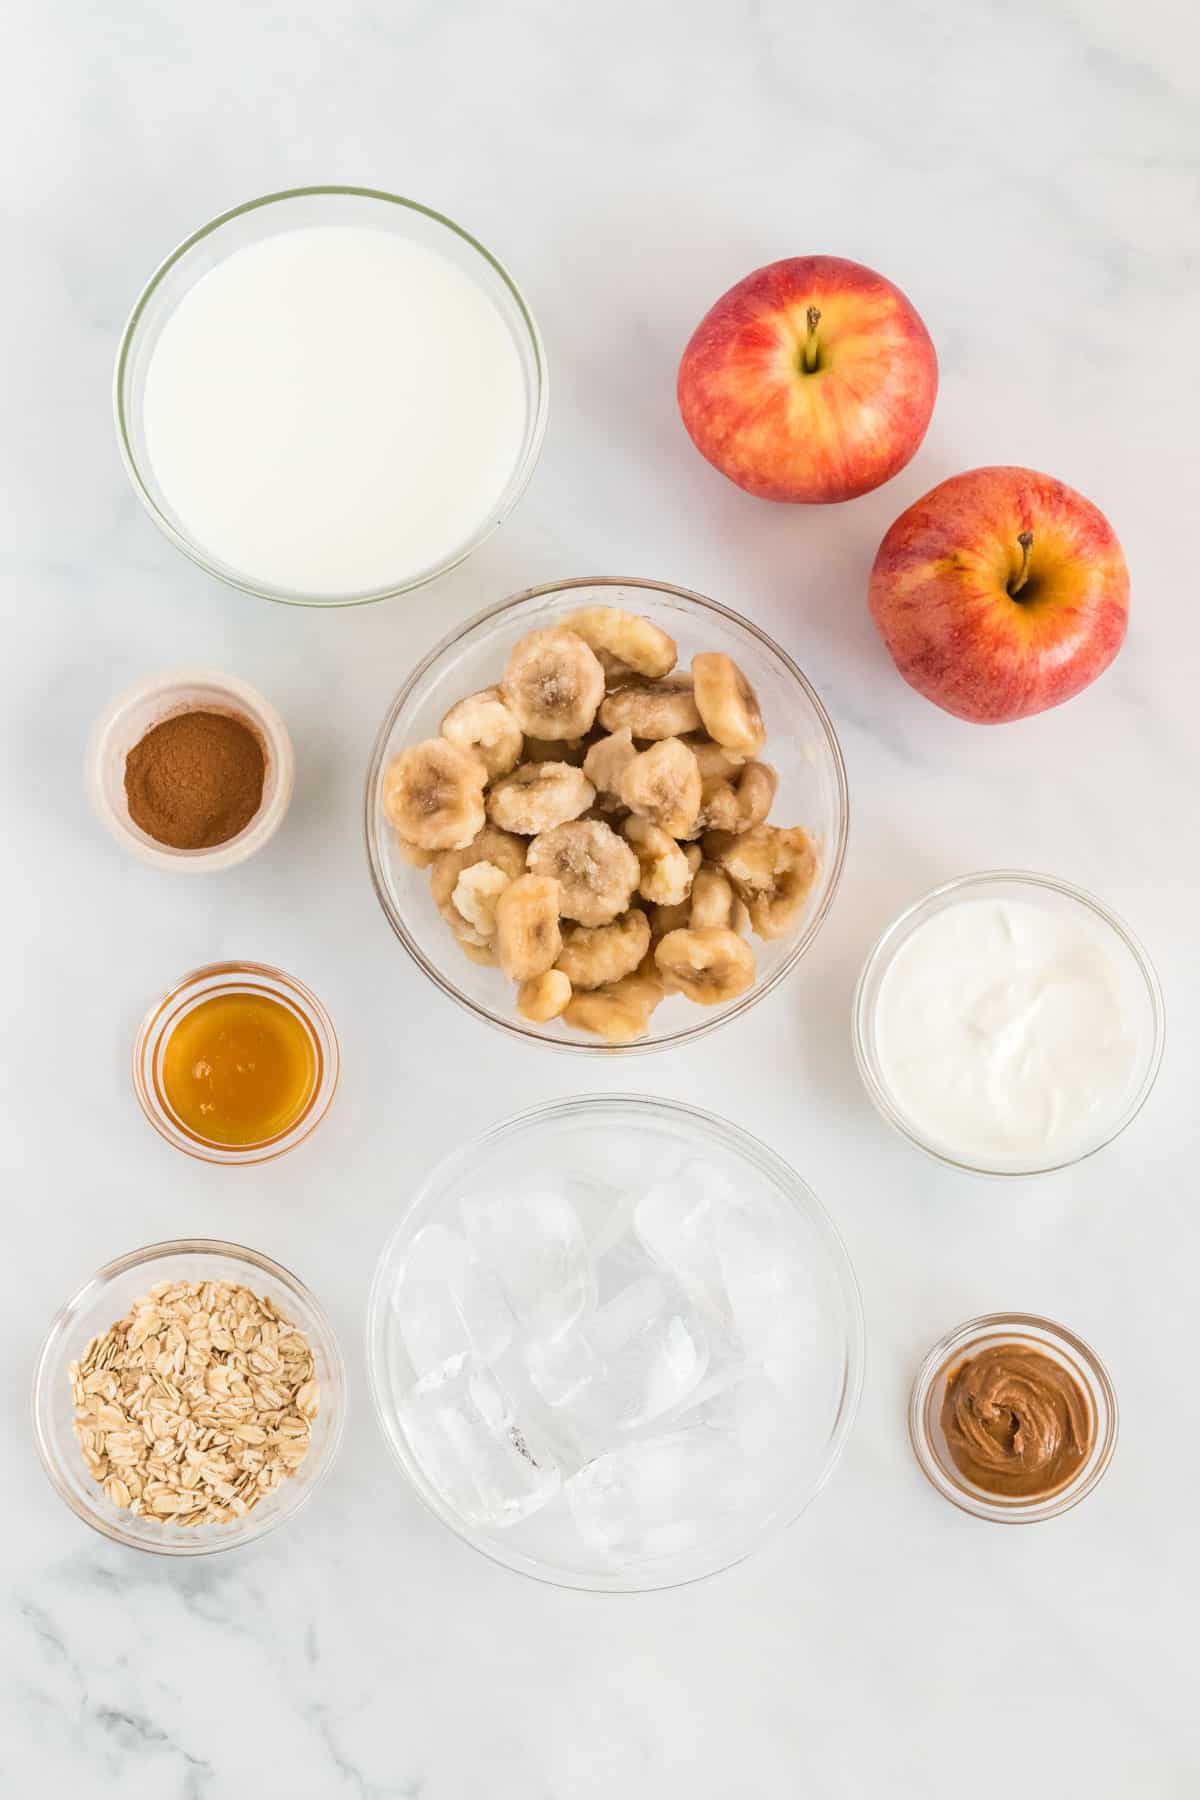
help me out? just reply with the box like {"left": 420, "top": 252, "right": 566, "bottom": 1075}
{"left": 5, "top": 0, "right": 1198, "bottom": 1793}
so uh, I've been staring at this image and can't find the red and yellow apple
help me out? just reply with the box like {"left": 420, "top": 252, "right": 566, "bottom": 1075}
{"left": 869, "top": 466, "right": 1129, "bottom": 723}
{"left": 677, "top": 255, "right": 937, "bottom": 503}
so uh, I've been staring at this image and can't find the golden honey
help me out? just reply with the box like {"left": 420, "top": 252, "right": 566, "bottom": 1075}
{"left": 161, "top": 991, "right": 317, "bottom": 1147}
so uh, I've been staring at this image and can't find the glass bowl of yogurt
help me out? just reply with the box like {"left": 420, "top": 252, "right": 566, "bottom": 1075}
{"left": 366, "top": 1094, "right": 864, "bottom": 1591}
{"left": 115, "top": 186, "right": 547, "bottom": 606}
{"left": 852, "top": 871, "right": 1165, "bottom": 1176}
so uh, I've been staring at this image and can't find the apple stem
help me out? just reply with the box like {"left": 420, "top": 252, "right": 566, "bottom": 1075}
{"left": 802, "top": 306, "right": 822, "bottom": 373}
{"left": 1009, "top": 531, "right": 1035, "bottom": 598}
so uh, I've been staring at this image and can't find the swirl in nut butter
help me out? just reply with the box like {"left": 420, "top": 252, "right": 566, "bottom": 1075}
{"left": 939, "top": 1342, "right": 1093, "bottom": 1499}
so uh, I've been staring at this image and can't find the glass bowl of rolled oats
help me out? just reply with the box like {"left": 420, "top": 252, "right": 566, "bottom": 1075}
{"left": 364, "top": 577, "right": 849, "bottom": 1053}
{"left": 32, "top": 1239, "right": 346, "bottom": 1555}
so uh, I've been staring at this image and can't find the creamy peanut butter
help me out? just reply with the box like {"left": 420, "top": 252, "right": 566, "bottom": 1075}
{"left": 939, "top": 1342, "right": 1092, "bottom": 1500}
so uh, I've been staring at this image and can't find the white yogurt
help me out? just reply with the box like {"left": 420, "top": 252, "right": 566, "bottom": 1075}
{"left": 872, "top": 896, "right": 1146, "bottom": 1169}
{"left": 142, "top": 226, "right": 529, "bottom": 596}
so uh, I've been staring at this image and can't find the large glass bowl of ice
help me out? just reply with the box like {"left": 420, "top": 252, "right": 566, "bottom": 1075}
{"left": 367, "top": 1095, "right": 863, "bottom": 1590}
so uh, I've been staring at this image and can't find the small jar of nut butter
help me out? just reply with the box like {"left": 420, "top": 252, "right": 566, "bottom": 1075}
{"left": 908, "top": 1313, "right": 1118, "bottom": 1522}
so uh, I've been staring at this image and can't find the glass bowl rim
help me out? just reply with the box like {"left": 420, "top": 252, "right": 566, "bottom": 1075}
{"left": 131, "top": 959, "right": 341, "bottom": 1164}
{"left": 364, "top": 1090, "right": 866, "bottom": 1592}
{"left": 31, "top": 1235, "right": 347, "bottom": 1557}
{"left": 112, "top": 184, "right": 550, "bottom": 609}
{"left": 850, "top": 868, "right": 1166, "bottom": 1177}
{"left": 363, "top": 575, "right": 851, "bottom": 1056}
{"left": 907, "top": 1310, "right": 1118, "bottom": 1523}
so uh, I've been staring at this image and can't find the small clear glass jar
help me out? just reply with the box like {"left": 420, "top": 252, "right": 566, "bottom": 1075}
{"left": 908, "top": 1312, "right": 1117, "bottom": 1523}
{"left": 32, "top": 1239, "right": 346, "bottom": 1555}
{"left": 851, "top": 870, "right": 1165, "bottom": 1176}
{"left": 133, "top": 962, "right": 340, "bottom": 1164}
{"left": 86, "top": 668, "right": 294, "bottom": 873}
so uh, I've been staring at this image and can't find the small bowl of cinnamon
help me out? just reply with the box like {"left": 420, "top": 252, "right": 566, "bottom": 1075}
{"left": 87, "top": 669, "right": 294, "bottom": 872}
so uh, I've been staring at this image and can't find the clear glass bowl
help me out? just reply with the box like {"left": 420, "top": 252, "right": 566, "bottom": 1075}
{"left": 851, "top": 870, "right": 1165, "bottom": 1176}
{"left": 908, "top": 1312, "right": 1117, "bottom": 1523}
{"left": 366, "top": 1094, "right": 864, "bottom": 1591}
{"left": 364, "top": 577, "right": 849, "bottom": 1054}
{"left": 114, "top": 185, "right": 548, "bottom": 607}
{"left": 133, "top": 962, "right": 340, "bottom": 1164}
{"left": 86, "top": 667, "right": 294, "bottom": 873}
{"left": 32, "top": 1239, "right": 346, "bottom": 1555}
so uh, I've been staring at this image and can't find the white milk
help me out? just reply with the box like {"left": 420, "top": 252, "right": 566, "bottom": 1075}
{"left": 873, "top": 898, "right": 1144, "bottom": 1169}
{"left": 142, "top": 226, "right": 529, "bottom": 596}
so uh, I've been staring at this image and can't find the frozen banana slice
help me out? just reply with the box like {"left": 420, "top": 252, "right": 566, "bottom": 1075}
{"left": 523, "top": 735, "right": 588, "bottom": 766}
{"left": 555, "top": 909, "right": 651, "bottom": 990}
{"left": 394, "top": 833, "right": 435, "bottom": 869}
{"left": 440, "top": 687, "right": 523, "bottom": 779}
{"left": 595, "top": 649, "right": 640, "bottom": 689}
{"left": 501, "top": 629, "right": 605, "bottom": 739}
{"left": 688, "top": 865, "right": 736, "bottom": 931}
{"left": 439, "top": 899, "right": 489, "bottom": 949}
{"left": 527, "top": 819, "right": 640, "bottom": 927}
{"left": 699, "top": 759, "right": 778, "bottom": 834}
{"left": 458, "top": 937, "right": 500, "bottom": 967}
{"left": 622, "top": 816, "right": 694, "bottom": 906}
{"left": 704, "top": 824, "right": 819, "bottom": 940}
{"left": 495, "top": 874, "right": 563, "bottom": 981}
{"left": 647, "top": 897, "right": 693, "bottom": 940}
{"left": 731, "top": 761, "right": 777, "bottom": 830}
{"left": 582, "top": 727, "right": 637, "bottom": 807}
{"left": 564, "top": 606, "right": 677, "bottom": 679}
{"left": 487, "top": 762, "right": 595, "bottom": 835}
{"left": 691, "top": 653, "right": 766, "bottom": 756}
{"left": 382, "top": 739, "right": 487, "bottom": 851}
{"left": 598, "top": 677, "right": 703, "bottom": 741}
{"left": 684, "top": 735, "right": 747, "bottom": 781}
{"left": 430, "top": 826, "right": 527, "bottom": 911}
{"left": 618, "top": 738, "right": 703, "bottom": 839}
{"left": 517, "top": 969, "right": 572, "bottom": 1023}
{"left": 654, "top": 927, "right": 756, "bottom": 1004}
{"left": 698, "top": 774, "right": 740, "bottom": 834}
{"left": 563, "top": 955, "right": 665, "bottom": 1044}
{"left": 452, "top": 861, "right": 512, "bottom": 938}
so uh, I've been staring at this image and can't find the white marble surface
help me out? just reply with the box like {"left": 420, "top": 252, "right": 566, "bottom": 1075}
{"left": 4, "top": 0, "right": 1199, "bottom": 1793}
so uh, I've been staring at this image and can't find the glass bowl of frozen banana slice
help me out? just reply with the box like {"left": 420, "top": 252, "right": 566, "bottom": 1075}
{"left": 364, "top": 577, "right": 849, "bottom": 1052}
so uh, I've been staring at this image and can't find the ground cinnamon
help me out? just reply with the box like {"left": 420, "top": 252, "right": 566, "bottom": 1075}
{"left": 124, "top": 709, "right": 266, "bottom": 849}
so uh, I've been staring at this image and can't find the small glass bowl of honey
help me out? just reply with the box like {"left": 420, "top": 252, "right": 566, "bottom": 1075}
{"left": 133, "top": 962, "right": 339, "bottom": 1163}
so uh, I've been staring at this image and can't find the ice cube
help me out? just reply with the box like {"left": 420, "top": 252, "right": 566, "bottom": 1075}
{"left": 586, "top": 1276, "right": 667, "bottom": 1356}
{"left": 573, "top": 1278, "right": 710, "bottom": 1433}
{"left": 564, "top": 1173, "right": 636, "bottom": 1261}
{"left": 633, "top": 1161, "right": 737, "bottom": 1317}
{"left": 462, "top": 1189, "right": 596, "bottom": 1342}
{"left": 566, "top": 1431, "right": 744, "bottom": 1561}
{"left": 399, "top": 1353, "right": 560, "bottom": 1529}
{"left": 656, "top": 1358, "right": 750, "bottom": 1430}
{"left": 603, "top": 1314, "right": 710, "bottom": 1430}
{"left": 716, "top": 1205, "right": 804, "bottom": 1375}
{"left": 393, "top": 1224, "right": 513, "bottom": 1378}
{"left": 523, "top": 1332, "right": 602, "bottom": 1409}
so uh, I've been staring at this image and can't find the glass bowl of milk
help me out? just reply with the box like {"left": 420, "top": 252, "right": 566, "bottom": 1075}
{"left": 115, "top": 187, "right": 547, "bottom": 606}
{"left": 852, "top": 871, "right": 1165, "bottom": 1176}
